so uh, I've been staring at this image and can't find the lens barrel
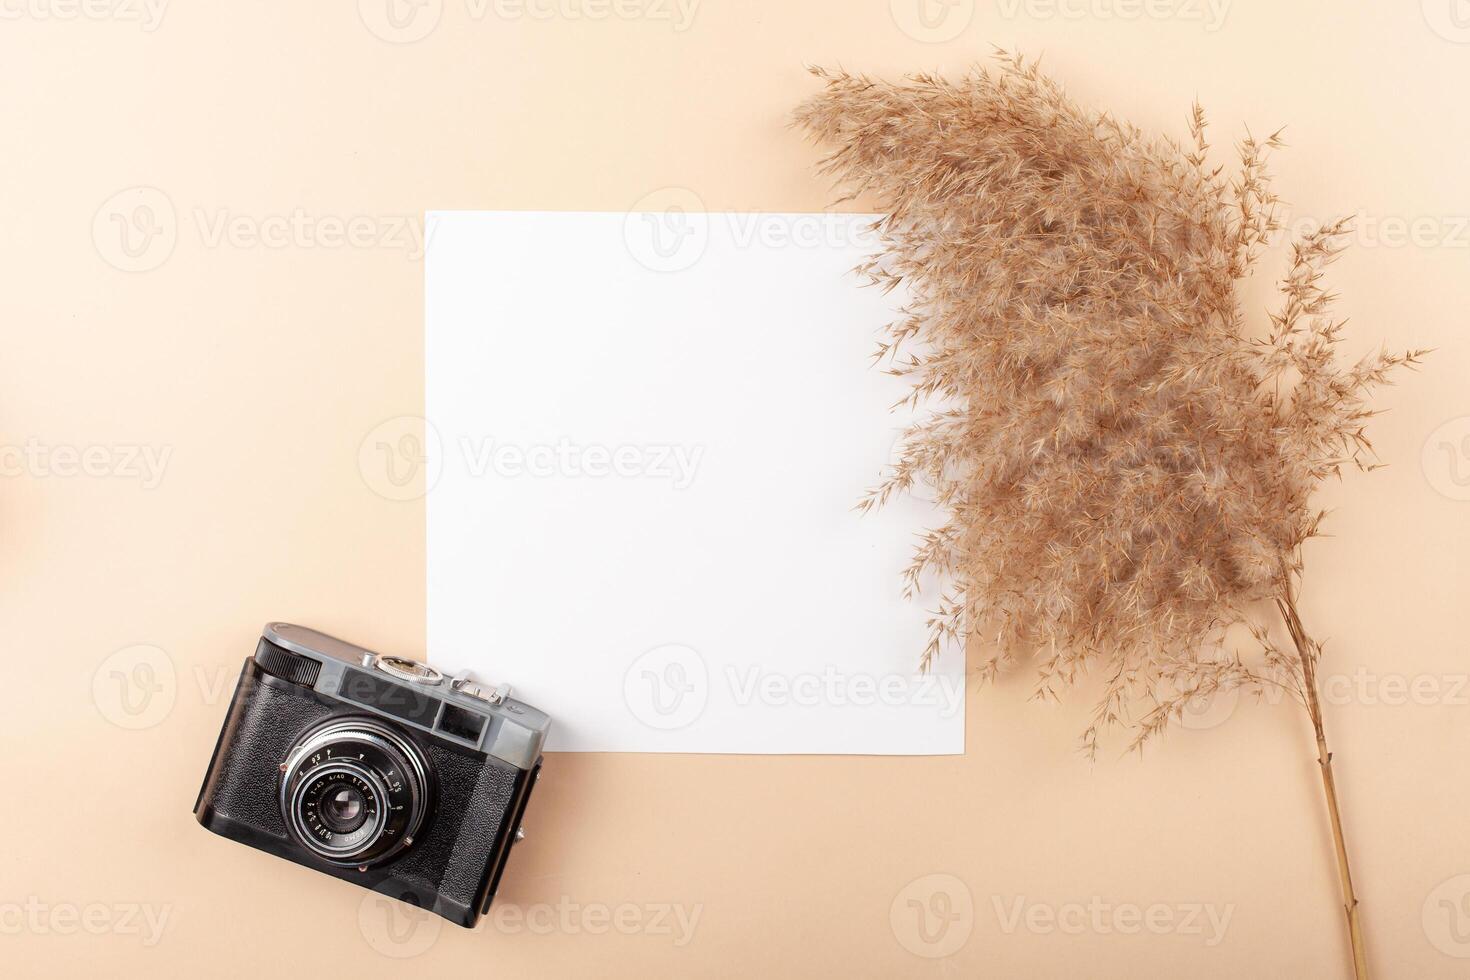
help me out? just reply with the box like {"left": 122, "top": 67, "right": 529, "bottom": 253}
{"left": 279, "top": 717, "right": 431, "bottom": 867}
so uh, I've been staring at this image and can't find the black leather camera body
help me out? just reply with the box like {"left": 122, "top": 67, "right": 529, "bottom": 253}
{"left": 194, "top": 623, "right": 550, "bottom": 928}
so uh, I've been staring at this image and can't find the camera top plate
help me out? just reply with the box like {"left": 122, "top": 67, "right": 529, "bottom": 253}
{"left": 259, "top": 622, "right": 550, "bottom": 770}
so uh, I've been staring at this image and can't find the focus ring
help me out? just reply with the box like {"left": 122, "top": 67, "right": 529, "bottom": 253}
{"left": 279, "top": 718, "right": 431, "bottom": 867}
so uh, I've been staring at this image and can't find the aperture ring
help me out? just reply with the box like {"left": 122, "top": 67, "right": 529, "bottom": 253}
{"left": 279, "top": 717, "right": 430, "bottom": 867}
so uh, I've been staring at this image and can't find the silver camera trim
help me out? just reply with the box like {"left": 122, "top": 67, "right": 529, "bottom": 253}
{"left": 280, "top": 717, "right": 430, "bottom": 867}
{"left": 262, "top": 622, "right": 550, "bottom": 771}
{"left": 377, "top": 655, "right": 444, "bottom": 685}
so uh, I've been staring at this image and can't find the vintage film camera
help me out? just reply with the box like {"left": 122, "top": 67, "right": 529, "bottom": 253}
{"left": 194, "top": 623, "right": 549, "bottom": 927}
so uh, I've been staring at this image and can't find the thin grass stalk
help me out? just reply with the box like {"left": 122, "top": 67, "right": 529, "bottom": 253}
{"left": 1277, "top": 590, "right": 1369, "bottom": 979}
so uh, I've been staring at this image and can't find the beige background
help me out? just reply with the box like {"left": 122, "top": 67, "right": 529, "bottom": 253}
{"left": 2, "top": 1, "right": 1469, "bottom": 976}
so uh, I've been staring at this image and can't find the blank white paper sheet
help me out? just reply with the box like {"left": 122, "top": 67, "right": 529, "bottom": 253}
{"left": 425, "top": 209, "right": 964, "bottom": 754}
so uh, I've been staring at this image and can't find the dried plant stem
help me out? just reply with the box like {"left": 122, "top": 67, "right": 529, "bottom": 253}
{"left": 1277, "top": 590, "right": 1368, "bottom": 980}
{"left": 795, "top": 57, "right": 1418, "bottom": 977}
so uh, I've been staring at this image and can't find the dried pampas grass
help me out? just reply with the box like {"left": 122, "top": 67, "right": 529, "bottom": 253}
{"left": 796, "top": 52, "right": 1423, "bottom": 979}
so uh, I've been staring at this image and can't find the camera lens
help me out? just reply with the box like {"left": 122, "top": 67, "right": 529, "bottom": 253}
{"left": 279, "top": 718, "right": 432, "bottom": 867}
{"left": 318, "top": 782, "right": 368, "bottom": 834}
